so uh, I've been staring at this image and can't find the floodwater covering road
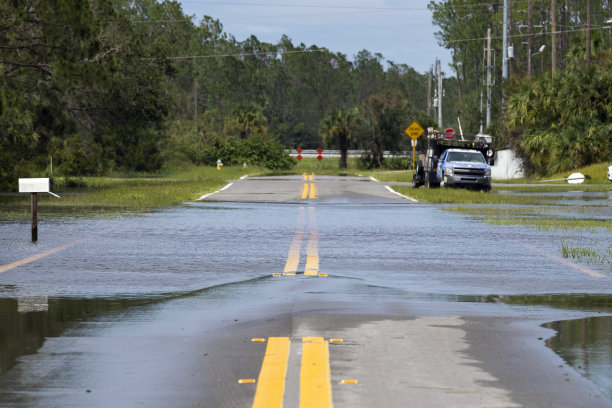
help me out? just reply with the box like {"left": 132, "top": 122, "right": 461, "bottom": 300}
{"left": 0, "top": 175, "right": 611, "bottom": 407}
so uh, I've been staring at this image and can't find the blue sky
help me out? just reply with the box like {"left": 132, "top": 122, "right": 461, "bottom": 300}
{"left": 176, "top": 0, "right": 453, "bottom": 74}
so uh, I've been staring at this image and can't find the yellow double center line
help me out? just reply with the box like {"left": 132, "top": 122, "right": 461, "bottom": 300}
{"left": 282, "top": 207, "right": 320, "bottom": 276}
{"left": 251, "top": 337, "right": 333, "bottom": 408}
{"left": 301, "top": 173, "right": 317, "bottom": 199}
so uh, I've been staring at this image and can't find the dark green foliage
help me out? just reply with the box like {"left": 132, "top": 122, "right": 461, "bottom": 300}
{"left": 430, "top": 0, "right": 612, "bottom": 175}
{"left": 197, "top": 134, "right": 295, "bottom": 170}
{"left": 506, "top": 59, "right": 612, "bottom": 175}
{"left": 1, "top": 0, "right": 435, "bottom": 188}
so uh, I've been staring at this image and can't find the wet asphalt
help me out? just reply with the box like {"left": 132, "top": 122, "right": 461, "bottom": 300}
{"left": 0, "top": 175, "right": 611, "bottom": 407}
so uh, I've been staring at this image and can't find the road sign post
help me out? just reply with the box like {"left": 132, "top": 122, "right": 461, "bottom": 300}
{"left": 404, "top": 122, "right": 424, "bottom": 171}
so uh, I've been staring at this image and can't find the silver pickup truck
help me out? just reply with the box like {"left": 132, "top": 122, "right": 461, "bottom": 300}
{"left": 437, "top": 148, "right": 492, "bottom": 191}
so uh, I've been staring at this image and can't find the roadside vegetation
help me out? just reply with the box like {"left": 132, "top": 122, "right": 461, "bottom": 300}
{"left": 2, "top": 1, "right": 610, "bottom": 192}
{"left": 0, "top": 165, "right": 269, "bottom": 218}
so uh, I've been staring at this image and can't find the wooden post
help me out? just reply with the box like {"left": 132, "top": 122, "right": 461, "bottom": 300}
{"left": 31, "top": 192, "right": 38, "bottom": 242}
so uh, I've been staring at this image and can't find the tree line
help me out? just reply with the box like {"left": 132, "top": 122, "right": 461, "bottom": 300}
{"left": 0, "top": 0, "right": 437, "bottom": 190}
{"left": 429, "top": 0, "right": 611, "bottom": 175}
{"left": 2, "top": 0, "right": 609, "bottom": 191}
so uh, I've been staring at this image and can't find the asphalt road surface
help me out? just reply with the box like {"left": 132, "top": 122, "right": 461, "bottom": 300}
{"left": 0, "top": 175, "right": 610, "bottom": 407}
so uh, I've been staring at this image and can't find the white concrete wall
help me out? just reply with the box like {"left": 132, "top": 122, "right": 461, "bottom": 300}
{"left": 492, "top": 149, "right": 524, "bottom": 180}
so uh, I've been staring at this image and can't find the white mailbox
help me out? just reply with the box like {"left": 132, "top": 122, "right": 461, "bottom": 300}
{"left": 19, "top": 178, "right": 50, "bottom": 193}
{"left": 18, "top": 178, "right": 60, "bottom": 242}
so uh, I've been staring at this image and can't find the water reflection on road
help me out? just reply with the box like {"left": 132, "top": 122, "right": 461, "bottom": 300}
{"left": 546, "top": 316, "right": 612, "bottom": 399}
{"left": 0, "top": 183, "right": 611, "bottom": 405}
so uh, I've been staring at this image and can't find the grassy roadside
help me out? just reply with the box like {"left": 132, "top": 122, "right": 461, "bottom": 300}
{"left": 0, "top": 165, "right": 269, "bottom": 218}
{"left": 2, "top": 158, "right": 610, "bottom": 217}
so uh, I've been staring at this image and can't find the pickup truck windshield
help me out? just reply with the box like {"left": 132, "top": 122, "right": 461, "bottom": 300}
{"left": 446, "top": 152, "right": 486, "bottom": 163}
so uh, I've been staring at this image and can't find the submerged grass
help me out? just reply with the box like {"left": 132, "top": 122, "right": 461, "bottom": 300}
{"left": 561, "top": 241, "right": 611, "bottom": 268}
{"left": 446, "top": 206, "right": 612, "bottom": 231}
{"left": 392, "top": 186, "right": 559, "bottom": 205}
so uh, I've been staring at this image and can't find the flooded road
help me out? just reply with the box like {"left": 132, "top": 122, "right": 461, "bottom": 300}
{"left": 0, "top": 175, "right": 611, "bottom": 407}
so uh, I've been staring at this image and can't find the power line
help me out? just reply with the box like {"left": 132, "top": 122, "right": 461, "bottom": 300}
{"left": 445, "top": 25, "right": 611, "bottom": 44}
{"left": 180, "top": 0, "right": 528, "bottom": 12}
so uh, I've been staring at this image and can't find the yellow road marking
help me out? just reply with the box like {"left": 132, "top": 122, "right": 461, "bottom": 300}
{"left": 308, "top": 183, "right": 317, "bottom": 199}
{"left": 283, "top": 208, "right": 306, "bottom": 275}
{"left": 283, "top": 251, "right": 301, "bottom": 275}
{"left": 309, "top": 173, "right": 314, "bottom": 181}
{"left": 304, "top": 254, "right": 319, "bottom": 276}
{"left": 301, "top": 183, "right": 309, "bottom": 199}
{"left": 303, "top": 173, "right": 308, "bottom": 181}
{"left": 304, "top": 208, "right": 319, "bottom": 276}
{"left": 239, "top": 379, "right": 256, "bottom": 384}
{"left": 0, "top": 228, "right": 116, "bottom": 274}
{"left": 282, "top": 206, "right": 321, "bottom": 277}
{"left": 300, "top": 337, "right": 333, "bottom": 408}
{"left": 252, "top": 337, "right": 291, "bottom": 408}
{"left": 341, "top": 379, "right": 358, "bottom": 384}
{"left": 283, "top": 233, "right": 303, "bottom": 275}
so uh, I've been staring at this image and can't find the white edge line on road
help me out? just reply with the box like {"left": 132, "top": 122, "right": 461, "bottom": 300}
{"left": 197, "top": 182, "right": 233, "bottom": 200}
{"left": 369, "top": 177, "right": 378, "bottom": 182}
{"left": 385, "top": 185, "right": 419, "bottom": 202}
{"left": 240, "top": 175, "right": 248, "bottom": 180}
{"left": 513, "top": 239, "right": 606, "bottom": 278}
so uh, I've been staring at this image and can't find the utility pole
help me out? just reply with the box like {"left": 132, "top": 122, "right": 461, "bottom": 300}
{"left": 502, "top": 0, "right": 508, "bottom": 80}
{"left": 486, "top": 28, "right": 492, "bottom": 128}
{"left": 479, "top": 91, "right": 484, "bottom": 134}
{"left": 436, "top": 59, "right": 442, "bottom": 128}
{"left": 194, "top": 77, "right": 198, "bottom": 132}
{"left": 551, "top": 0, "right": 557, "bottom": 73}
{"left": 427, "top": 66, "right": 433, "bottom": 117}
{"left": 508, "top": 0, "right": 514, "bottom": 78}
{"left": 527, "top": 0, "right": 533, "bottom": 80}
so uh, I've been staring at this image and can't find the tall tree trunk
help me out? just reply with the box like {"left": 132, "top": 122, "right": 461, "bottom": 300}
{"left": 339, "top": 132, "right": 348, "bottom": 169}
{"left": 560, "top": 0, "right": 568, "bottom": 69}
{"left": 374, "top": 137, "right": 383, "bottom": 168}
{"left": 586, "top": 0, "right": 591, "bottom": 64}
{"left": 453, "top": 58, "right": 463, "bottom": 105}
{"left": 541, "top": 0, "right": 547, "bottom": 74}
{"left": 551, "top": 0, "right": 557, "bottom": 73}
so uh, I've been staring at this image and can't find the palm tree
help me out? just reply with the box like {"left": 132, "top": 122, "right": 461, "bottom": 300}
{"left": 319, "top": 108, "right": 358, "bottom": 169}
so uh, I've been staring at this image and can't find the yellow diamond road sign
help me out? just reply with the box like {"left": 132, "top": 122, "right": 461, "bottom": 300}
{"left": 405, "top": 121, "right": 424, "bottom": 140}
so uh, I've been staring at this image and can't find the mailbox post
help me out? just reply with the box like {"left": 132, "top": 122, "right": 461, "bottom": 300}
{"left": 18, "top": 178, "right": 59, "bottom": 242}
